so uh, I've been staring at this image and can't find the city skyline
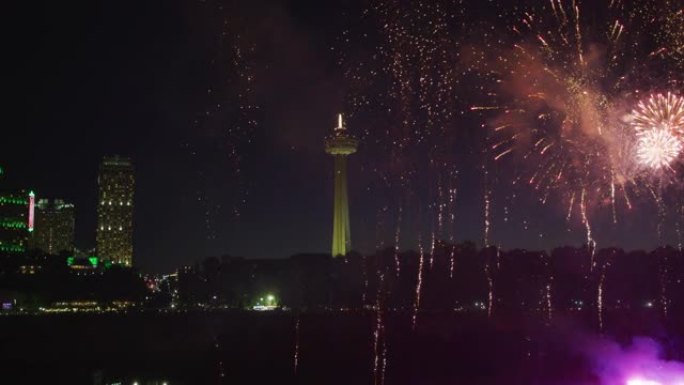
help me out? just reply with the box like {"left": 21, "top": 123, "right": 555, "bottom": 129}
{"left": 5, "top": 0, "right": 683, "bottom": 273}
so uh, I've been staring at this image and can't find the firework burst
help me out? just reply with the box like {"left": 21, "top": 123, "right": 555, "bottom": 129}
{"left": 629, "top": 92, "right": 684, "bottom": 174}
{"left": 631, "top": 92, "right": 684, "bottom": 142}
{"left": 473, "top": 0, "right": 684, "bottom": 244}
{"left": 635, "top": 128, "right": 683, "bottom": 170}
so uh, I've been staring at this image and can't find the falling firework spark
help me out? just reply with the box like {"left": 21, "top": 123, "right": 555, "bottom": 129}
{"left": 437, "top": 178, "right": 446, "bottom": 240}
{"left": 362, "top": 255, "right": 369, "bottom": 305}
{"left": 381, "top": 340, "right": 387, "bottom": 385}
{"left": 448, "top": 180, "right": 458, "bottom": 278}
{"left": 611, "top": 175, "right": 617, "bottom": 224}
{"left": 293, "top": 316, "right": 301, "bottom": 375}
{"left": 484, "top": 261, "right": 494, "bottom": 318}
{"left": 190, "top": 1, "right": 260, "bottom": 242}
{"left": 566, "top": 192, "right": 576, "bottom": 221}
{"left": 677, "top": 218, "right": 683, "bottom": 252}
{"left": 546, "top": 279, "right": 554, "bottom": 323}
{"left": 341, "top": 0, "right": 467, "bottom": 278}
{"left": 412, "top": 235, "right": 425, "bottom": 330}
{"left": 483, "top": 177, "right": 491, "bottom": 248}
{"left": 659, "top": 254, "right": 670, "bottom": 319}
{"left": 496, "top": 246, "right": 501, "bottom": 271}
{"left": 375, "top": 207, "right": 388, "bottom": 251}
{"left": 393, "top": 206, "right": 402, "bottom": 278}
{"left": 597, "top": 271, "right": 606, "bottom": 331}
{"left": 580, "top": 188, "right": 596, "bottom": 269}
{"left": 449, "top": 245, "right": 456, "bottom": 279}
{"left": 429, "top": 231, "right": 436, "bottom": 269}
{"left": 373, "top": 273, "right": 386, "bottom": 385}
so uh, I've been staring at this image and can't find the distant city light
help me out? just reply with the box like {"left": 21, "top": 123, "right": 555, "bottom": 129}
{"left": 252, "top": 293, "right": 278, "bottom": 311}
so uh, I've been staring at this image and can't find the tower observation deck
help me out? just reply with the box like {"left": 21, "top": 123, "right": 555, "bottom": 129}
{"left": 325, "top": 114, "right": 358, "bottom": 257}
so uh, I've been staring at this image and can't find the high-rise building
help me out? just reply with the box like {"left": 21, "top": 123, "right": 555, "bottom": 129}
{"left": 0, "top": 190, "right": 34, "bottom": 254}
{"left": 324, "top": 114, "right": 358, "bottom": 257}
{"left": 96, "top": 156, "right": 134, "bottom": 266}
{"left": 30, "top": 199, "right": 75, "bottom": 255}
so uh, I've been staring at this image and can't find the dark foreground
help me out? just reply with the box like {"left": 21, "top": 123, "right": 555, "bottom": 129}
{"left": 1, "top": 310, "right": 682, "bottom": 385}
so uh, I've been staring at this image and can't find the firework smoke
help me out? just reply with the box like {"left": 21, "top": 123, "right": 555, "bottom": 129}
{"left": 584, "top": 336, "right": 684, "bottom": 385}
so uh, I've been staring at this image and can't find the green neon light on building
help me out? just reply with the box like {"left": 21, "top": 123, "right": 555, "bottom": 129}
{"left": 0, "top": 244, "right": 25, "bottom": 253}
{"left": 0, "top": 220, "right": 27, "bottom": 229}
{"left": 88, "top": 257, "right": 99, "bottom": 267}
{"left": 0, "top": 196, "right": 28, "bottom": 205}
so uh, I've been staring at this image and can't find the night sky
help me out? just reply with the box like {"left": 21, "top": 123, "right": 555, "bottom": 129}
{"left": 6, "top": 0, "right": 680, "bottom": 272}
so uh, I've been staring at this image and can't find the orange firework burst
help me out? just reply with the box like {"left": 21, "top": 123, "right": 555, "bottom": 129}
{"left": 469, "top": 0, "right": 684, "bottom": 252}
{"left": 478, "top": 0, "right": 640, "bottom": 215}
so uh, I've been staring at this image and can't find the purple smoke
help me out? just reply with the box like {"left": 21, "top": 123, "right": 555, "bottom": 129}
{"left": 583, "top": 336, "right": 684, "bottom": 385}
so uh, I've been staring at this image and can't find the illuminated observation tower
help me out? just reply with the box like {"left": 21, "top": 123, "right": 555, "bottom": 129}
{"left": 325, "top": 114, "right": 358, "bottom": 257}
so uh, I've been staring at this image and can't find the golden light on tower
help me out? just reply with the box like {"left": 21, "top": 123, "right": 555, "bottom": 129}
{"left": 325, "top": 113, "right": 358, "bottom": 257}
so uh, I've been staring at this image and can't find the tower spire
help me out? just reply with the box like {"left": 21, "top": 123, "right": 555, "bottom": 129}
{"left": 336, "top": 113, "right": 344, "bottom": 131}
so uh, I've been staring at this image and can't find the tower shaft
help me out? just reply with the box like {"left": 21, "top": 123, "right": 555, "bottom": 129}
{"left": 331, "top": 155, "right": 351, "bottom": 257}
{"left": 325, "top": 113, "right": 357, "bottom": 257}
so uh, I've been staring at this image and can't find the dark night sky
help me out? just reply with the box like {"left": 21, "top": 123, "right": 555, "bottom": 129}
{"left": 5, "top": 0, "right": 360, "bottom": 273}
{"left": 5, "top": 0, "right": 677, "bottom": 273}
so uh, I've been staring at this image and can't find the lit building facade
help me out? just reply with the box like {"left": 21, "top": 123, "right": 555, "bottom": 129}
{"left": 96, "top": 156, "right": 134, "bottom": 266}
{"left": 325, "top": 114, "right": 358, "bottom": 257}
{"left": 31, "top": 198, "right": 75, "bottom": 254}
{"left": 0, "top": 190, "right": 34, "bottom": 254}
